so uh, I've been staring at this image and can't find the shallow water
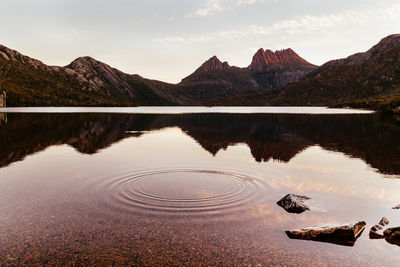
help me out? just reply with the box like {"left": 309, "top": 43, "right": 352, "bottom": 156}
{"left": 0, "top": 108, "right": 399, "bottom": 266}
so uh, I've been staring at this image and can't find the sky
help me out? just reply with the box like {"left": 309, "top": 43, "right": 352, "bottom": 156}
{"left": 1, "top": 0, "right": 399, "bottom": 83}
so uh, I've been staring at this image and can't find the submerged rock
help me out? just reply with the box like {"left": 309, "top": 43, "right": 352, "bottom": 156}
{"left": 379, "top": 217, "right": 389, "bottom": 226}
{"left": 384, "top": 227, "right": 400, "bottom": 246}
{"left": 276, "top": 194, "right": 311, "bottom": 214}
{"left": 370, "top": 217, "right": 390, "bottom": 239}
{"left": 370, "top": 229, "right": 384, "bottom": 239}
{"left": 286, "top": 221, "right": 366, "bottom": 246}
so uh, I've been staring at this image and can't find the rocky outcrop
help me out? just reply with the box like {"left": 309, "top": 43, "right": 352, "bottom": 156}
{"left": 66, "top": 56, "right": 134, "bottom": 96}
{"left": 384, "top": 227, "right": 400, "bottom": 246}
{"left": 276, "top": 194, "right": 311, "bottom": 214}
{"left": 246, "top": 48, "right": 318, "bottom": 87}
{"left": 247, "top": 49, "right": 273, "bottom": 72}
{"left": 181, "top": 56, "right": 232, "bottom": 84}
{"left": 369, "top": 217, "right": 389, "bottom": 239}
{"left": 286, "top": 221, "right": 366, "bottom": 246}
{"left": 380, "top": 217, "right": 390, "bottom": 225}
{"left": 247, "top": 48, "right": 316, "bottom": 72}
{"left": 194, "top": 56, "right": 230, "bottom": 73}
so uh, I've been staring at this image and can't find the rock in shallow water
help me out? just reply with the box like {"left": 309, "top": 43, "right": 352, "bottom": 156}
{"left": 379, "top": 217, "right": 389, "bottom": 226}
{"left": 384, "top": 227, "right": 400, "bottom": 246}
{"left": 392, "top": 205, "right": 400, "bottom": 209}
{"left": 370, "top": 217, "right": 390, "bottom": 239}
{"left": 370, "top": 230, "right": 384, "bottom": 239}
{"left": 276, "top": 194, "right": 311, "bottom": 214}
{"left": 286, "top": 221, "right": 366, "bottom": 246}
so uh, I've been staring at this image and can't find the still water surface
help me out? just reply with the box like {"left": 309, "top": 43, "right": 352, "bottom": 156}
{"left": 0, "top": 107, "right": 399, "bottom": 265}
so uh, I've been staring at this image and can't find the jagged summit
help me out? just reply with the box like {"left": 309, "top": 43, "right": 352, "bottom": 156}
{"left": 66, "top": 56, "right": 116, "bottom": 74}
{"left": 194, "top": 56, "right": 231, "bottom": 73}
{"left": 248, "top": 48, "right": 316, "bottom": 72}
{"left": 180, "top": 55, "right": 232, "bottom": 84}
{"left": 179, "top": 47, "right": 317, "bottom": 96}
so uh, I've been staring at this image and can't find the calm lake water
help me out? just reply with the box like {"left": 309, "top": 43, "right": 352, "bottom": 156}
{"left": 0, "top": 107, "right": 399, "bottom": 266}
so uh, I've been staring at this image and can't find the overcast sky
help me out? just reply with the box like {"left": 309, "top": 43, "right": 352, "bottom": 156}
{"left": 1, "top": 0, "right": 399, "bottom": 83}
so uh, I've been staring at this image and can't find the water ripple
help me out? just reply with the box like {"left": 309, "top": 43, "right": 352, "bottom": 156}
{"left": 91, "top": 169, "right": 268, "bottom": 217}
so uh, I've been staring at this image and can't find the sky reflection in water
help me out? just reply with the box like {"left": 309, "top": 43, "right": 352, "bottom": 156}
{"left": 0, "top": 110, "right": 399, "bottom": 265}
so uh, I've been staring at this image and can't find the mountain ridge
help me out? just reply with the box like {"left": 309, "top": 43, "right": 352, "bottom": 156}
{"left": 0, "top": 45, "right": 181, "bottom": 106}
{"left": 1, "top": 34, "right": 400, "bottom": 110}
{"left": 248, "top": 48, "right": 316, "bottom": 72}
{"left": 177, "top": 47, "right": 318, "bottom": 103}
{"left": 323, "top": 34, "right": 400, "bottom": 68}
{"left": 0, "top": 44, "right": 317, "bottom": 106}
{"left": 209, "top": 34, "right": 400, "bottom": 113}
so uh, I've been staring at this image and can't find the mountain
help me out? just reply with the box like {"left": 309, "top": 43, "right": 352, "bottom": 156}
{"left": 210, "top": 34, "right": 400, "bottom": 113}
{"left": 323, "top": 34, "right": 400, "bottom": 68}
{"left": 64, "top": 56, "right": 181, "bottom": 105}
{"left": 248, "top": 48, "right": 316, "bottom": 72}
{"left": 184, "top": 56, "right": 231, "bottom": 77}
{"left": 0, "top": 45, "right": 179, "bottom": 106}
{"left": 177, "top": 56, "right": 261, "bottom": 103}
{"left": 2, "top": 34, "right": 399, "bottom": 109}
{"left": 177, "top": 48, "right": 318, "bottom": 103}
{"left": 0, "top": 44, "right": 316, "bottom": 106}
{"left": 247, "top": 48, "right": 317, "bottom": 89}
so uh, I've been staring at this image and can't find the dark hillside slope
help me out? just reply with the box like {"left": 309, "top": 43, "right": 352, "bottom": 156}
{"left": 0, "top": 45, "right": 176, "bottom": 106}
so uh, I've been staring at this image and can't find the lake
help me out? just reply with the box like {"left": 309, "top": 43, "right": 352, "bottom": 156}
{"left": 0, "top": 107, "right": 399, "bottom": 266}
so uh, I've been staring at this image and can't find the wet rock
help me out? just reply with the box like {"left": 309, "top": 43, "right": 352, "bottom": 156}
{"left": 371, "top": 224, "right": 384, "bottom": 231}
{"left": 370, "top": 230, "right": 384, "bottom": 239}
{"left": 276, "top": 194, "right": 311, "bottom": 214}
{"left": 370, "top": 217, "right": 390, "bottom": 239}
{"left": 379, "top": 217, "right": 389, "bottom": 226}
{"left": 392, "top": 205, "right": 400, "bottom": 209}
{"left": 286, "top": 221, "right": 366, "bottom": 246}
{"left": 384, "top": 227, "right": 400, "bottom": 246}
{"left": 370, "top": 224, "right": 384, "bottom": 239}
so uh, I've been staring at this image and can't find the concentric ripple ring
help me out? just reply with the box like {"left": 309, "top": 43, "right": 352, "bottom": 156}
{"left": 93, "top": 169, "right": 267, "bottom": 216}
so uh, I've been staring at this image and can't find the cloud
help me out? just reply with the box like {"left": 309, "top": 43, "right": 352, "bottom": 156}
{"left": 157, "top": 4, "right": 400, "bottom": 43}
{"left": 188, "top": 0, "right": 273, "bottom": 18}
{"left": 188, "top": 0, "right": 224, "bottom": 17}
{"left": 237, "top": 0, "right": 265, "bottom": 5}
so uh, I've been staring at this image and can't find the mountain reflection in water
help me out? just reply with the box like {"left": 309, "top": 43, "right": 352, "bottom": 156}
{"left": 0, "top": 112, "right": 399, "bottom": 176}
{"left": 2, "top": 111, "right": 400, "bottom": 266}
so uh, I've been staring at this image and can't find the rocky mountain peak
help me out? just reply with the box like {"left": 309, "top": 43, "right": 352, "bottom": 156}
{"left": 67, "top": 56, "right": 107, "bottom": 72}
{"left": 66, "top": 56, "right": 133, "bottom": 96}
{"left": 248, "top": 48, "right": 313, "bottom": 72}
{"left": 180, "top": 56, "right": 231, "bottom": 83}
{"left": 196, "top": 56, "right": 231, "bottom": 73}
